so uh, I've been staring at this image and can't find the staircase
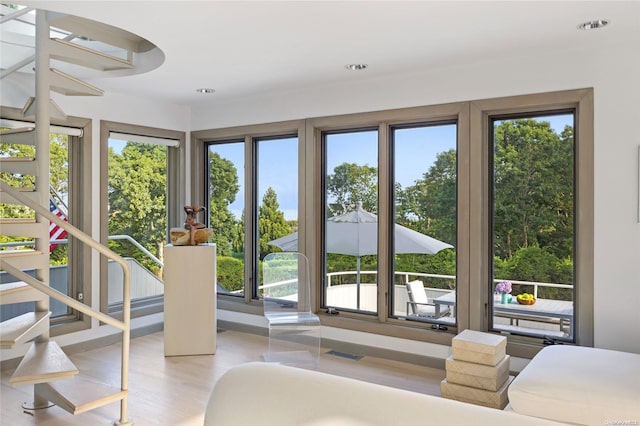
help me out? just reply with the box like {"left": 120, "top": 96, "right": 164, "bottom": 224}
{"left": 0, "top": 6, "right": 149, "bottom": 425}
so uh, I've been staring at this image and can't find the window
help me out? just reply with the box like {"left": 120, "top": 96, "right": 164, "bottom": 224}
{"left": 470, "top": 89, "right": 593, "bottom": 350}
{"left": 256, "top": 136, "right": 298, "bottom": 296}
{"left": 100, "top": 121, "right": 185, "bottom": 318}
{"left": 192, "top": 89, "right": 593, "bottom": 351}
{"left": 192, "top": 122, "right": 303, "bottom": 307}
{"left": 206, "top": 140, "right": 245, "bottom": 297}
{"left": 489, "top": 113, "right": 575, "bottom": 340}
{"left": 391, "top": 122, "right": 457, "bottom": 325}
{"left": 0, "top": 111, "right": 92, "bottom": 335}
{"left": 323, "top": 129, "right": 379, "bottom": 313}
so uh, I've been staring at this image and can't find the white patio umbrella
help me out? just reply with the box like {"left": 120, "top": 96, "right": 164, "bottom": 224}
{"left": 268, "top": 203, "right": 453, "bottom": 309}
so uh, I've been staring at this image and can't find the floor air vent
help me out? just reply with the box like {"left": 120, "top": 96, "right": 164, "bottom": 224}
{"left": 326, "top": 350, "right": 363, "bottom": 361}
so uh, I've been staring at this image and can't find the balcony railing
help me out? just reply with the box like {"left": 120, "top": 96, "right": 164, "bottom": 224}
{"left": 327, "top": 270, "right": 573, "bottom": 300}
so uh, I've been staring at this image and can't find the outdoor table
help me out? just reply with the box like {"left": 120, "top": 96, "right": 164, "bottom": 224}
{"left": 493, "top": 296, "right": 573, "bottom": 334}
{"left": 433, "top": 291, "right": 573, "bottom": 334}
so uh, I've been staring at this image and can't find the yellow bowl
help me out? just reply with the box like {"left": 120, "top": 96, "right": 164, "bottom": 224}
{"left": 517, "top": 298, "right": 536, "bottom": 305}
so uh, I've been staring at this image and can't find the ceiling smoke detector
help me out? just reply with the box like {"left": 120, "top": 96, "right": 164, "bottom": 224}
{"left": 196, "top": 88, "right": 216, "bottom": 94}
{"left": 345, "top": 64, "right": 368, "bottom": 71}
{"left": 577, "top": 20, "right": 609, "bottom": 30}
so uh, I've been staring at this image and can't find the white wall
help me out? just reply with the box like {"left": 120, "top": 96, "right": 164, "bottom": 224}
{"left": 193, "top": 38, "right": 640, "bottom": 354}
{"left": 2, "top": 32, "right": 638, "bottom": 360}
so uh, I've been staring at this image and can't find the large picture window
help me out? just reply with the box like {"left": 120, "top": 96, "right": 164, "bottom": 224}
{"left": 391, "top": 122, "right": 457, "bottom": 325}
{"left": 489, "top": 112, "right": 575, "bottom": 340}
{"left": 192, "top": 122, "right": 303, "bottom": 305}
{"left": 100, "top": 121, "right": 185, "bottom": 318}
{"left": 322, "top": 129, "right": 379, "bottom": 314}
{"left": 207, "top": 140, "right": 245, "bottom": 297}
{"left": 192, "top": 89, "right": 593, "bottom": 351}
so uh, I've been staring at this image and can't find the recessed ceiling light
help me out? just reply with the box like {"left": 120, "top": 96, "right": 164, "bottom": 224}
{"left": 345, "top": 64, "right": 368, "bottom": 71}
{"left": 196, "top": 88, "right": 215, "bottom": 94}
{"left": 577, "top": 19, "right": 609, "bottom": 30}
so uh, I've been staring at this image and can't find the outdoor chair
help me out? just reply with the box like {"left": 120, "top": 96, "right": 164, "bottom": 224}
{"left": 262, "top": 252, "right": 320, "bottom": 368}
{"left": 406, "top": 279, "right": 450, "bottom": 318}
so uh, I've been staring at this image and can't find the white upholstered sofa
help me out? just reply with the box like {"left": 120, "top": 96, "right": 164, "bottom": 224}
{"left": 204, "top": 345, "right": 640, "bottom": 426}
{"left": 508, "top": 345, "right": 640, "bottom": 426}
{"left": 204, "top": 362, "right": 564, "bottom": 426}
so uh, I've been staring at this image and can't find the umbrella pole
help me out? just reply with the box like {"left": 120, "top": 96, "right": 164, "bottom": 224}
{"left": 356, "top": 257, "right": 361, "bottom": 310}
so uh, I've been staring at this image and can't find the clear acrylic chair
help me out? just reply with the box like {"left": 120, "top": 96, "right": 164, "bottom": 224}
{"left": 262, "top": 252, "right": 320, "bottom": 368}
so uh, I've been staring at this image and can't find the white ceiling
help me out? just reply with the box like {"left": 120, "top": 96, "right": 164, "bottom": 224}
{"left": 6, "top": 1, "right": 640, "bottom": 108}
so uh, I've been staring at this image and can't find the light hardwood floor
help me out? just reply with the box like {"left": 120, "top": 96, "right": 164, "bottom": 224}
{"left": 2, "top": 330, "right": 446, "bottom": 425}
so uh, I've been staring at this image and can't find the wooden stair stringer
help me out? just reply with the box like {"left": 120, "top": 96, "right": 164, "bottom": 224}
{"left": 10, "top": 340, "right": 79, "bottom": 386}
{"left": 35, "top": 376, "right": 127, "bottom": 415}
{"left": 0, "top": 311, "right": 51, "bottom": 348}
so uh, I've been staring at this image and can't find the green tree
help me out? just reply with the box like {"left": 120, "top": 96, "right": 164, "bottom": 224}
{"left": 232, "top": 210, "right": 245, "bottom": 254}
{"left": 493, "top": 119, "right": 573, "bottom": 260}
{"left": 326, "top": 162, "right": 377, "bottom": 215}
{"left": 400, "top": 149, "right": 457, "bottom": 246}
{"left": 108, "top": 143, "right": 167, "bottom": 275}
{"left": 258, "top": 187, "right": 292, "bottom": 259}
{"left": 208, "top": 151, "right": 240, "bottom": 256}
{"left": 216, "top": 256, "right": 244, "bottom": 292}
{"left": 1, "top": 133, "right": 69, "bottom": 266}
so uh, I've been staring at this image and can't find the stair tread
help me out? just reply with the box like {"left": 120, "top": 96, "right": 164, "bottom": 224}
{"left": 49, "top": 68, "right": 104, "bottom": 96}
{"left": 22, "top": 96, "right": 68, "bottom": 121}
{"left": 40, "top": 376, "right": 126, "bottom": 414}
{"left": 11, "top": 341, "right": 79, "bottom": 385}
{"left": 0, "top": 127, "right": 36, "bottom": 145}
{"left": 0, "top": 220, "right": 43, "bottom": 238}
{"left": 0, "top": 158, "right": 38, "bottom": 176}
{"left": 0, "top": 218, "right": 36, "bottom": 224}
{"left": 0, "top": 281, "right": 46, "bottom": 305}
{"left": 0, "top": 186, "right": 37, "bottom": 192}
{"left": 0, "top": 249, "right": 42, "bottom": 257}
{"left": 0, "top": 127, "right": 35, "bottom": 136}
{"left": 47, "top": 11, "right": 155, "bottom": 53}
{"left": 0, "top": 250, "right": 49, "bottom": 270}
{"left": 0, "top": 311, "right": 50, "bottom": 347}
{"left": 49, "top": 38, "right": 133, "bottom": 71}
{"left": 0, "top": 281, "right": 30, "bottom": 292}
{"left": 0, "top": 157, "right": 35, "bottom": 162}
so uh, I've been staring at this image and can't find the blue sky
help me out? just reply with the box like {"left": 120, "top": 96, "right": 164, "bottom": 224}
{"left": 214, "top": 125, "right": 458, "bottom": 220}
{"left": 111, "top": 113, "right": 571, "bottom": 221}
{"left": 213, "top": 114, "right": 571, "bottom": 220}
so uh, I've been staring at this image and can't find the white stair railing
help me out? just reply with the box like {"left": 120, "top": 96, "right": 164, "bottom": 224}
{"left": 0, "top": 180, "right": 133, "bottom": 425}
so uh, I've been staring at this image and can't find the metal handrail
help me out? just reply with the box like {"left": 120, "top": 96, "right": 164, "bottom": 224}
{"left": 0, "top": 180, "right": 131, "bottom": 422}
{"left": 0, "top": 235, "right": 164, "bottom": 269}
{"left": 108, "top": 235, "right": 163, "bottom": 268}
